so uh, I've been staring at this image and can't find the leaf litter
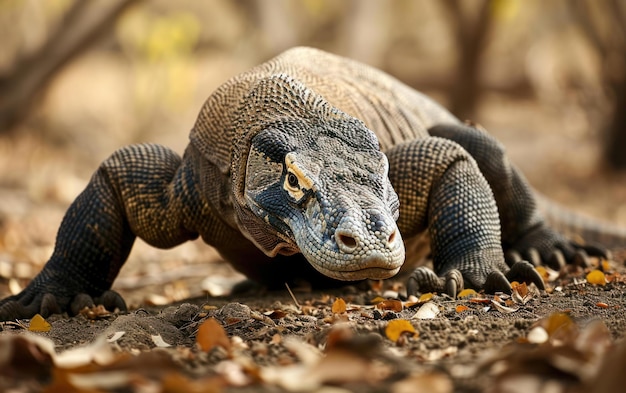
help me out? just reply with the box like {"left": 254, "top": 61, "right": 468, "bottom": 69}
{"left": 1, "top": 259, "right": 626, "bottom": 392}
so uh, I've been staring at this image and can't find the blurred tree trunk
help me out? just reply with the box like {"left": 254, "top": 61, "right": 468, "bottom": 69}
{"left": 572, "top": 0, "right": 626, "bottom": 170}
{"left": 440, "top": 0, "right": 494, "bottom": 121}
{"left": 605, "top": 71, "right": 626, "bottom": 169}
{"left": 0, "top": 0, "right": 141, "bottom": 134}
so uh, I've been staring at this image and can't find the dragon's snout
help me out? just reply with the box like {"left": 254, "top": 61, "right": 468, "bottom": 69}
{"left": 300, "top": 207, "right": 405, "bottom": 281}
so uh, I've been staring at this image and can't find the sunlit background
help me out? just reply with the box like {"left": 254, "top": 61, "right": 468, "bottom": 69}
{"left": 0, "top": 0, "right": 624, "bottom": 304}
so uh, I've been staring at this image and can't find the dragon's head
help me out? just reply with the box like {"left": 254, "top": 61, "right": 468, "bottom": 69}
{"left": 237, "top": 75, "right": 405, "bottom": 281}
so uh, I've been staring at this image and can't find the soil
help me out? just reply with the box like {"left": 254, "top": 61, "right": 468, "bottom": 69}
{"left": 1, "top": 260, "right": 626, "bottom": 392}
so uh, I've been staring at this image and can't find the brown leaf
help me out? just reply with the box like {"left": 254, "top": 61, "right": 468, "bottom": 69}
{"left": 162, "top": 372, "right": 224, "bottom": 393}
{"left": 197, "top": 318, "right": 231, "bottom": 353}
{"left": 512, "top": 282, "right": 528, "bottom": 297}
{"left": 79, "top": 304, "right": 111, "bottom": 320}
{"left": 392, "top": 372, "right": 453, "bottom": 393}
{"left": 0, "top": 335, "right": 55, "bottom": 379}
{"left": 325, "top": 324, "right": 354, "bottom": 351}
{"left": 375, "top": 299, "right": 403, "bottom": 312}
{"left": 331, "top": 298, "right": 347, "bottom": 314}
{"left": 270, "top": 334, "right": 282, "bottom": 345}
{"left": 369, "top": 280, "right": 384, "bottom": 292}
{"left": 310, "top": 349, "right": 388, "bottom": 385}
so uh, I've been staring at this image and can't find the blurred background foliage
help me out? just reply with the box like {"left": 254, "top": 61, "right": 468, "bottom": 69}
{"left": 0, "top": 0, "right": 624, "bottom": 190}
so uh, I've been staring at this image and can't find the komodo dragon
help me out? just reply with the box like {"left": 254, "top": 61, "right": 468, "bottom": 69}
{"left": 0, "top": 47, "right": 620, "bottom": 320}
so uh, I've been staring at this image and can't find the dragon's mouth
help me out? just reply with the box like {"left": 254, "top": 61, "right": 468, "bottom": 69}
{"left": 305, "top": 250, "right": 405, "bottom": 281}
{"left": 311, "top": 264, "right": 402, "bottom": 281}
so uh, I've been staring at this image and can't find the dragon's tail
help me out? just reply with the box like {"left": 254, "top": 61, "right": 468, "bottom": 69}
{"left": 537, "top": 195, "right": 626, "bottom": 251}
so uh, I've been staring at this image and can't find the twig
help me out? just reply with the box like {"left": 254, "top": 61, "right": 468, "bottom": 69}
{"left": 284, "top": 282, "right": 301, "bottom": 309}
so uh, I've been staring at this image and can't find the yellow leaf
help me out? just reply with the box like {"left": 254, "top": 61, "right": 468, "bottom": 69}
{"left": 535, "top": 266, "right": 548, "bottom": 280}
{"left": 543, "top": 312, "right": 575, "bottom": 337}
{"left": 196, "top": 318, "right": 231, "bottom": 353}
{"left": 385, "top": 319, "right": 417, "bottom": 342}
{"left": 601, "top": 260, "right": 610, "bottom": 272}
{"left": 587, "top": 270, "right": 606, "bottom": 286}
{"left": 370, "top": 296, "right": 386, "bottom": 304}
{"left": 28, "top": 314, "right": 51, "bottom": 332}
{"left": 457, "top": 289, "right": 478, "bottom": 299}
{"left": 332, "top": 298, "right": 347, "bottom": 314}
{"left": 418, "top": 293, "right": 434, "bottom": 303}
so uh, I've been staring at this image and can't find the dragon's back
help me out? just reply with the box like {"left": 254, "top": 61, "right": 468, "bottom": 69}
{"left": 190, "top": 47, "right": 459, "bottom": 174}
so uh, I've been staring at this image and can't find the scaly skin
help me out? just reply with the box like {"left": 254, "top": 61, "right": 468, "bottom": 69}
{"left": 0, "top": 47, "right": 615, "bottom": 320}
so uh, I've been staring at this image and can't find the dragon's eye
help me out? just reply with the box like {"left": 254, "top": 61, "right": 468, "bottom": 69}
{"left": 287, "top": 172, "right": 299, "bottom": 189}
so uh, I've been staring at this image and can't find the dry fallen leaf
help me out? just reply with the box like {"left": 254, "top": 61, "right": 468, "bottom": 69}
{"left": 457, "top": 289, "right": 478, "bottom": 299}
{"left": 526, "top": 326, "right": 549, "bottom": 344}
{"left": 385, "top": 320, "right": 417, "bottom": 342}
{"left": 535, "top": 266, "right": 559, "bottom": 282}
{"left": 511, "top": 282, "right": 540, "bottom": 305}
{"left": 54, "top": 336, "right": 118, "bottom": 368}
{"left": 162, "top": 372, "right": 224, "bottom": 393}
{"left": 370, "top": 296, "right": 386, "bottom": 304}
{"left": 455, "top": 305, "right": 469, "bottom": 313}
{"left": 418, "top": 292, "right": 434, "bottom": 303}
{"left": 0, "top": 334, "right": 55, "bottom": 379}
{"left": 391, "top": 371, "right": 454, "bottom": 393}
{"left": 309, "top": 349, "right": 386, "bottom": 385}
{"left": 106, "top": 331, "right": 125, "bottom": 343}
{"left": 196, "top": 318, "right": 231, "bottom": 353}
{"left": 331, "top": 298, "right": 347, "bottom": 314}
{"left": 490, "top": 299, "right": 519, "bottom": 314}
{"left": 79, "top": 304, "right": 111, "bottom": 320}
{"left": 412, "top": 302, "right": 440, "bottom": 319}
{"left": 151, "top": 334, "right": 172, "bottom": 348}
{"left": 325, "top": 324, "right": 354, "bottom": 350}
{"left": 375, "top": 299, "right": 403, "bottom": 312}
{"left": 587, "top": 270, "right": 607, "bottom": 286}
{"left": 270, "top": 333, "right": 282, "bottom": 345}
{"left": 28, "top": 314, "right": 51, "bottom": 333}
{"left": 512, "top": 282, "right": 527, "bottom": 296}
{"left": 601, "top": 260, "right": 610, "bottom": 272}
{"left": 535, "top": 312, "right": 578, "bottom": 345}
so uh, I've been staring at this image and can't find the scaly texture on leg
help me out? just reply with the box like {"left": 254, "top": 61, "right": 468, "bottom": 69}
{"left": 428, "top": 123, "right": 605, "bottom": 268}
{"left": 387, "top": 137, "right": 543, "bottom": 296}
{"left": 0, "top": 144, "right": 203, "bottom": 320}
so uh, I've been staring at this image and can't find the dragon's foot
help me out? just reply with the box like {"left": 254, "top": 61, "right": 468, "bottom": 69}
{"left": 506, "top": 225, "right": 609, "bottom": 270}
{"left": 406, "top": 260, "right": 544, "bottom": 298}
{"left": 0, "top": 289, "right": 126, "bottom": 321}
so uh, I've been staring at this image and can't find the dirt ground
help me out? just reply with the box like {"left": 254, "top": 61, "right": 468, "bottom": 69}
{"left": 1, "top": 51, "right": 626, "bottom": 392}
{"left": 1, "top": 263, "right": 626, "bottom": 393}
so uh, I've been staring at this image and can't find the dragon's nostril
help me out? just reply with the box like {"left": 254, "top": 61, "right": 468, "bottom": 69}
{"left": 337, "top": 233, "right": 358, "bottom": 251}
{"left": 388, "top": 230, "right": 397, "bottom": 244}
